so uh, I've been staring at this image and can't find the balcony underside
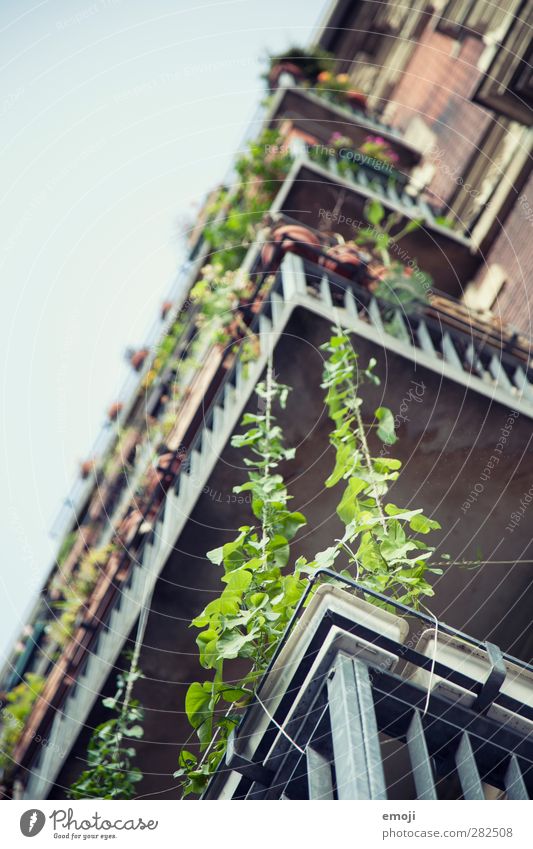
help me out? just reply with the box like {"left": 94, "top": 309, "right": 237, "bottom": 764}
{"left": 43, "top": 298, "right": 533, "bottom": 800}
{"left": 274, "top": 160, "right": 480, "bottom": 294}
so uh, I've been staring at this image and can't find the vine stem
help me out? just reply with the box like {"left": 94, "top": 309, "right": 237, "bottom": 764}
{"left": 110, "top": 587, "right": 152, "bottom": 770}
{"left": 336, "top": 322, "right": 387, "bottom": 532}
{"left": 260, "top": 353, "right": 274, "bottom": 564}
{"left": 196, "top": 353, "right": 276, "bottom": 776}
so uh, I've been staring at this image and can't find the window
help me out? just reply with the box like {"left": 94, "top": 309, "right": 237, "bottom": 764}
{"left": 446, "top": 118, "right": 528, "bottom": 230}
{"left": 463, "top": 264, "right": 507, "bottom": 311}
{"left": 436, "top": 0, "right": 524, "bottom": 38}
{"left": 473, "top": 2, "right": 533, "bottom": 125}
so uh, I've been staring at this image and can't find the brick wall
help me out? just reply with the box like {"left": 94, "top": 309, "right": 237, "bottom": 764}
{"left": 473, "top": 170, "right": 533, "bottom": 337}
{"left": 385, "top": 24, "right": 491, "bottom": 208}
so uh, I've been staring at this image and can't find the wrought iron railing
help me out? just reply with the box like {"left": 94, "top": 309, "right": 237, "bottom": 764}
{"left": 205, "top": 572, "right": 533, "bottom": 800}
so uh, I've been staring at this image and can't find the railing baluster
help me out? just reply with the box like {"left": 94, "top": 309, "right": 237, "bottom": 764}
{"left": 307, "top": 747, "right": 334, "bottom": 800}
{"left": 505, "top": 755, "right": 529, "bottom": 800}
{"left": 344, "top": 286, "right": 357, "bottom": 317}
{"left": 327, "top": 655, "right": 386, "bottom": 800}
{"left": 281, "top": 252, "right": 307, "bottom": 299}
{"left": 465, "top": 342, "right": 488, "bottom": 379}
{"left": 367, "top": 296, "right": 384, "bottom": 331}
{"left": 416, "top": 318, "right": 436, "bottom": 355}
{"left": 441, "top": 332, "right": 463, "bottom": 370}
{"left": 406, "top": 710, "right": 438, "bottom": 800}
{"left": 270, "top": 290, "right": 284, "bottom": 324}
{"left": 513, "top": 365, "right": 533, "bottom": 401}
{"left": 391, "top": 309, "right": 411, "bottom": 343}
{"left": 489, "top": 354, "right": 514, "bottom": 393}
{"left": 320, "top": 274, "right": 333, "bottom": 308}
{"left": 455, "top": 732, "right": 484, "bottom": 800}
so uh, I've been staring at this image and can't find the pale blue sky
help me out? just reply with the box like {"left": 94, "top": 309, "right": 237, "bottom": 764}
{"left": 0, "top": 0, "right": 326, "bottom": 656}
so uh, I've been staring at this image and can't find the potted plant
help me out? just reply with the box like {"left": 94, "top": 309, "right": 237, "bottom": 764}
{"left": 319, "top": 239, "right": 371, "bottom": 285}
{"left": 160, "top": 300, "right": 173, "bottom": 320}
{"left": 260, "top": 223, "right": 323, "bottom": 270}
{"left": 346, "top": 89, "right": 368, "bottom": 111}
{"left": 326, "top": 133, "right": 406, "bottom": 187}
{"left": 107, "top": 401, "right": 123, "bottom": 422}
{"left": 359, "top": 135, "right": 398, "bottom": 165}
{"left": 357, "top": 135, "right": 407, "bottom": 187}
{"left": 315, "top": 72, "right": 368, "bottom": 112}
{"left": 127, "top": 347, "right": 149, "bottom": 372}
{"left": 371, "top": 261, "right": 431, "bottom": 311}
{"left": 265, "top": 46, "right": 332, "bottom": 90}
{"left": 80, "top": 459, "right": 96, "bottom": 480}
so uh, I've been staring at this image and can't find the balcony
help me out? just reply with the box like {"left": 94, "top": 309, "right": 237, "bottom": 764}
{"left": 205, "top": 574, "right": 533, "bottom": 800}
{"left": 271, "top": 148, "right": 481, "bottom": 294}
{"left": 266, "top": 84, "right": 423, "bottom": 172}
{"left": 16, "top": 248, "right": 533, "bottom": 798}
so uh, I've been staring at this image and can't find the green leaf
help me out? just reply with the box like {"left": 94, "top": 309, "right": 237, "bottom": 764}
{"left": 185, "top": 682, "right": 213, "bottom": 730}
{"left": 374, "top": 457, "right": 402, "bottom": 473}
{"left": 409, "top": 514, "right": 441, "bottom": 534}
{"left": 123, "top": 725, "right": 143, "bottom": 739}
{"left": 278, "top": 511, "right": 307, "bottom": 540}
{"left": 221, "top": 569, "right": 253, "bottom": 591}
{"left": 314, "top": 546, "right": 340, "bottom": 570}
{"left": 267, "top": 534, "right": 290, "bottom": 567}
{"left": 325, "top": 443, "right": 353, "bottom": 487}
{"left": 216, "top": 630, "right": 258, "bottom": 659}
{"left": 366, "top": 199, "right": 385, "bottom": 226}
{"left": 403, "top": 218, "right": 422, "bottom": 233}
{"left": 206, "top": 546, "right": 224, "bottom": 565}
{"left": 233, "top": 481, "right": 254, "bottom": 494}
{"left": 337, "top": 477, "right": 368, "bottom": 524}
{"left": 357, "top": 532, "right": 388, "bottom": 573}
{"left": 375, "top": 407, "right": 397, "bottom": 445}
{"left": 219, "top": 687, "right": 251, "bottom": 704}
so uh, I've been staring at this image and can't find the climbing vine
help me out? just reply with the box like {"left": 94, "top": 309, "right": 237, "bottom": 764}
{"left": 69, "top": 665, "right": 144, "bottom": 800}
{"left": 299, "top": 328, "right": 443, "bottom": 607}
{"left": 175, "top": 363, "right": 307, "bottom": 795}
{"left": 176, "top": 330, "right": 443, "bottom": 797}
{"left": 0, "top": 673, "right": 45, "bottom": 772}
{"left": 47, "top": 545, "right": 115, "bottom": 648}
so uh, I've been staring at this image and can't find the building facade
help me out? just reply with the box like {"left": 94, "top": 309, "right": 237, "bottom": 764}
{"left": 1, "top": 0, "right": 532, "bottom": 801}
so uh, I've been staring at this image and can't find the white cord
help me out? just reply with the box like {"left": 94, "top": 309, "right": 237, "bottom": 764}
{"left": 419, "top": 603, "right": 439, "bottom": 717}
{"left": 255, "top": 693, "right": 306, "bottom": 755}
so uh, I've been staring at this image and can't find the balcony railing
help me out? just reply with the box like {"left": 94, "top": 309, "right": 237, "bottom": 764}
{"left": 205, "top": 572, "right": 533, "bottom": 800}
{"left": 286, "top": 141, "right": 468, "bottom": 237}
{"left": 276, "top": 251, "right": 533, "bottom": 411}
{"left": 266, "top": 84, "right": 422, "bottom": 170}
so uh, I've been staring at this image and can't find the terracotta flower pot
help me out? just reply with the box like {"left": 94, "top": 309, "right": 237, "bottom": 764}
{"left": 268, "top": 62, "right": 306, "bottom": 89}
{"left": 346, "top": 90, "right": 367, "bottom": 111}
{"left": 80, "top": 459, "right": 96, "bottom": 480}
{"left": 261, "top": 224, "right": 322, "bottom": 270}
{"left": 161, "top": 300, "right": 173, "bottom": 320}
{"left": 129, "top": 348, "right": 149, "bottom": 372}
{"left": 107, "top": 402, "right": 123, "bottom": 421}
{"left": 320, "top": 244, "right": 368, "bottom": 281}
